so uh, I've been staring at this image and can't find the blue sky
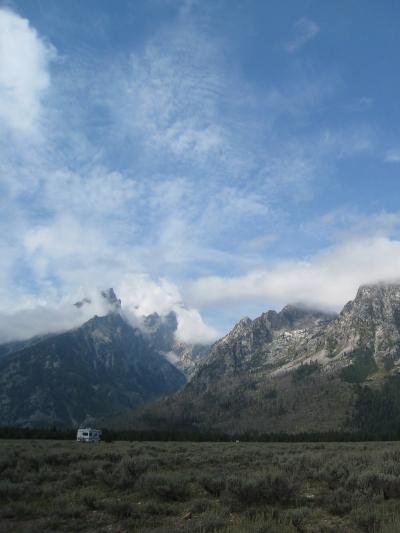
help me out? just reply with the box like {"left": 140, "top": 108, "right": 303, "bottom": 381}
{"left": 1, "top": 0, "right": 400, "bottom": 342}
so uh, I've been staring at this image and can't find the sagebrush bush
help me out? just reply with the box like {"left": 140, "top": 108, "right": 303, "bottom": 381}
{"left": 103, "top": 499, "right": 136, "bottom": 519}
{"left": 189, "top": 509, "right": 229, "bottom": 532}
{"left": 113, "top": 456, "right": 149, "bottom": 489}
{"left": 190, "top": 497, "right": 212, "bottom": 514}
{"left": 286, "top": 507, "right": 310, "bottom": 531}
{"left": 80, "top": 492, "right": 98, "bottom": 510}
{"left": 140, "top": 471, "right": 191, "bottom": 501}
{"left": 325, "top": 487, "right": 353, "bottom": 516}
{"left": 63, "top": 470, "right": 84, "bottom": 489}
{"left": 0, "top": 481, "right": 26, "bottom": 500}
{"left": 321, "top": 459, "right": 349, "bottom": 488}
{"left": 225, "top": 471, "right": 295, "bottom": 505}
{"left": 351, "top": 504, "right": 383, "bottom": 532}
{"left": 199, "top": 474, "right": 226, "bottom": 496}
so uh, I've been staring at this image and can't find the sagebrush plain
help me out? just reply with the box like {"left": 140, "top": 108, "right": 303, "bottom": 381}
{"left": 2, "top": 439, "right": 400, "bottom": 532}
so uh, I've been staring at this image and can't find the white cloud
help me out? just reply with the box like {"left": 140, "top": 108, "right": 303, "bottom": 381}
{"left": 20, "top": 215, "right": 139, "bottom": 295}
{"left": 175, "top": 306, "right": 219, "bottom": 344}
{"left": 0, "top": 289, "right": 116, "bottom": 343}
{"left": 119, "top": 274, "right": 183, "bottom": 316}
{"left": 0, "top": 8, "right": 55, "bottom": 133}
{"left": 285, "top": 17, "right": 320, "bottom": 53}
{"left": 118, "top": 274, "right": 220, "bottom": 344}
{"left": 189, "top": 236, "right": 400, "bottom": 312}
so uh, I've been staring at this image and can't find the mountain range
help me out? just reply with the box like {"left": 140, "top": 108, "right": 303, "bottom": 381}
{"left": 2, "top": 283, "right": 400, "bottom": 434}
{"left": 117, "top": 283, "right": 400, "bottom": 435}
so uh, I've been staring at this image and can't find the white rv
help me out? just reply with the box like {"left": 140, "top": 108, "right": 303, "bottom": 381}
{"left": 76, "top": 428, "right": 102, "bottom": 443}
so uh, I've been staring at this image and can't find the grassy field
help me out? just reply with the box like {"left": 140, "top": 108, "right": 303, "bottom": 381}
{"left": 1, "top": 440, "right": 400, "bottom": 532}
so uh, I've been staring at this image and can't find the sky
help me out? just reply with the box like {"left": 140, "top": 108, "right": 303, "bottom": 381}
{"left": 1, "top": 0, "right": 400, "bottom": 343}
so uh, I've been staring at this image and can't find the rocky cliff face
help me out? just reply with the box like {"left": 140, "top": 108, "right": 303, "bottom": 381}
{"left": 191, "top": 305, "right": 335, "bottom": 392}
{"left": 328, "top": 284, "right": 400, "bottom": 365}
{"left": 124, "top": 283, "right": 400, "bottom": 435}
{"left": 196, "top": 284, "right": 400, "bottom": 388}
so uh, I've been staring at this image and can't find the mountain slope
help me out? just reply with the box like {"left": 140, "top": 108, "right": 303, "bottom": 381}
{"left": 119, "top": 283, "right": 400, "bottom": 435}
{"left": 0, "top": 310, "right": 186, "bottom": 428}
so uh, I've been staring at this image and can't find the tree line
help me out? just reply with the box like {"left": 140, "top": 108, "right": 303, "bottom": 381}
{"left": 1, "top": 425, "right": 400, "bottom": 442}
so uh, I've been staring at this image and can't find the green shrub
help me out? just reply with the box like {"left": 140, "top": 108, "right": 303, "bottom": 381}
{"left": 292, "top": 362, "right": 321, "bottom": 383}
{"left": 326, "top": 337, "right": 339, "bottom": 358}
{"left": 341, "top": 352, "right": 377, "bottom": 383}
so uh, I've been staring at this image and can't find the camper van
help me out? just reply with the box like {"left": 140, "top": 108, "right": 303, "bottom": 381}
{"left": 76, "top": 428, "right": 101, "bottom": 443}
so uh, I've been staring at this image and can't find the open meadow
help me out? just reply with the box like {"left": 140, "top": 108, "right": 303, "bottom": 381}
{"left": 1, "top": 439, "right": 400, "bottom": 532}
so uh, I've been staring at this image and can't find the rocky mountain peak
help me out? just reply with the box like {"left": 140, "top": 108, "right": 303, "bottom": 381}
{"left": 141, "top": 311, "right": 178, "bottom": 353}
{"left": 221, "top": 317, "right": 252, "bottom": 342}
{"left": 232, "top": 316, "right": 252, "bottom": 330}
{"left": 278, "top": 305, "right": 335, "bottom": 329}
{"left": 143, "top": 311, "right": 178, "bottom": 333}
{"left": 253, "top": 305, "right": 334, "bottom": 334}
{"left": 340, "top": 282, "right": 400, "bottom": 325}
{"left": 355, "top": 282, "right": 400, "bottom": 300}
{"left": 101, "top": 288, "right": 121, "bottom": 311}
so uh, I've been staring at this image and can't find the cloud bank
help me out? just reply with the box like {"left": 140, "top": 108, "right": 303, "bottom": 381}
{"left": 189, "top": 236, "right": 400, "bottom": 312}
{"left": 0, "top": 289, "right": 116, "bottom": 344}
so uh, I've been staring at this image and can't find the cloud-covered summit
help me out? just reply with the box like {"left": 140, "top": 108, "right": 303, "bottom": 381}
{"left": 0, "top": 278, "right": 219, "bottom": 345}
